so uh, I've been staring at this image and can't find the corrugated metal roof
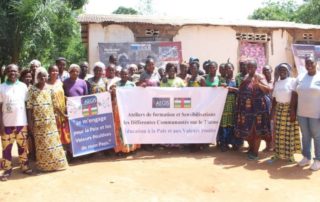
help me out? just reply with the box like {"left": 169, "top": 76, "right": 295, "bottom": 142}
{"left": 78, "top": 14, "right": 320, "bottom": 30}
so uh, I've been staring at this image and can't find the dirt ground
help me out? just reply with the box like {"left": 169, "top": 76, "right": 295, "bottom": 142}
{"left": 0, "top": 142, "right": 319, "bottom": 202}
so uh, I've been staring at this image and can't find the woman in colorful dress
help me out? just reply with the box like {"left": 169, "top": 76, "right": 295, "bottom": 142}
{"left": 27, "top": 67, "right": 68, "bottom": 171}
{"left": 235, "top": 59, "right": 271, "bottom": 160}
{"left": 235, "top": 58, "right": 247, "bottom": 88}
{"left": 270, "top": 63, "right": 301, "bottom": 163}
{"left": 218, "top": 62, "right": 242, "bottom": 152}
{"left": 262, "top": 65, "right": 274, "bottom": 151}
{"left": 111, "top": 68, "right": 140, "bottom": 155}
{"left": 87, "top": 62, "right": 108, "bottom": 94}
{"left": 47, "top": 65, "right": 71, "bottom": 148}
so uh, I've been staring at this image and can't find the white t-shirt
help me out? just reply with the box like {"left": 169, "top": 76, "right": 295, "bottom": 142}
{"left": 273, "top": 77, "right": 295, "bottom": 103}
{"left": 295, "top": 72, "right": 320, "bottom": 119}
{"left": 0, "top": 81, "right": 28, "bottom": 126}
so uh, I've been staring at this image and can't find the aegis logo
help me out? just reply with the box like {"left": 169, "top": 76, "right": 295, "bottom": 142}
{"left": 152, "top": 98, "right": 170, "bottom": 108}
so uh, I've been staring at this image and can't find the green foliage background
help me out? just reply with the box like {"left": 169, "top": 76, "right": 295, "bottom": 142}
{"left": 250, "top": 0, "right": 320, "bottom": 25}
{"left": 0, "top": 0, "right": 87, "bottom": 68}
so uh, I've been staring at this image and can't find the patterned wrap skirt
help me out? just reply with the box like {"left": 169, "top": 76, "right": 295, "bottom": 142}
{"left": 274, "top": 103, "right": 301, "bottom": 159}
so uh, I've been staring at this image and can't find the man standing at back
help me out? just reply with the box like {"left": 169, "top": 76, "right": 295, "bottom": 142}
{"left": 0, "top": 64, "right": 32, "bottom": 181}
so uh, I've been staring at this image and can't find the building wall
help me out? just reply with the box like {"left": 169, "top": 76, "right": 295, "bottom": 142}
{"left": 267, "top": 29, "right": 294, "bottom": 73}
{"left": 174, "top": 26, "right": 238, "bottom": 69}
{"left": 88, "top": 24, "right": 134, "bottom": 69}
{"left": 88, "top": 23, "right": 295, "bottom": 75}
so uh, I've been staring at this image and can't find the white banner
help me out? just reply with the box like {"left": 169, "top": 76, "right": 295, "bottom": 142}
{"left": 116, "top": 87, "right": 228, "bottom": 144}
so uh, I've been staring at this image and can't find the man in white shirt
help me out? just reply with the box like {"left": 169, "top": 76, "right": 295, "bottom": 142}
{"left": 0, "top": 64, "right": 32, "bottom": 181}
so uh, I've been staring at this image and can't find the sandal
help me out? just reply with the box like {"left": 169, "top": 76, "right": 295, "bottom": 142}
{"left": 22, "top": 168, "right": 33, "bottom": 175}
{"left": 267, "top": 156, "right": 278, "bottom": 164}
{"left": 0, "top": 170, "right": 12, "bottom": 181}
{"left": 247, "top": 153, "right": 259, "bottom": 161}
{"left": 288, "top": 156, "right": 296, "bottom": 163}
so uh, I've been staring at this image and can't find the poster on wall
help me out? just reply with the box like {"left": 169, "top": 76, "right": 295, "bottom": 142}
{"left": 116, "top": 87, "right": 228, "bottom": 144}
{"left": 292, "top": 44, "right": 320, "bottom": 75}
{"left": 239, "top": 41, "right": 266, "bottom": 73}
{"left": 67, "top": 92, "right": 115, "bottom": 157}
{"left": 98, "top": 41, "right": 182, "bottom": 68}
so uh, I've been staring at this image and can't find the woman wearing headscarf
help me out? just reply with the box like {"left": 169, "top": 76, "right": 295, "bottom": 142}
{"left": 270, "top": 63, "right": 301, "bottom": 163}
{"left": 87, "top": 62, "right": 108, "bottom": 94}
{"left": 295, "top": 55, "right": 320, "bottom": 170}
{"left": 235, "top": 59, "right": 271, "bottom": 160}
{"left": 27, "top": 67, "right": 68, "bottom": 171}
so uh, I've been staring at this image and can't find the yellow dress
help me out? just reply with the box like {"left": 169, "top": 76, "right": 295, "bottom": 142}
{"left": 27, "top": 85, "right": 68, "bottom": 171}
{"left": 47, "top": 80, "right": 71, "bottom": 145}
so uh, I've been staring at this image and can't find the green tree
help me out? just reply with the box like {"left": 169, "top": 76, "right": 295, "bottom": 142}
{"left": 0, "top": 0, "right": 86, "bottom": 67}
{"left": 296, "top": 0, "right": 320, "bottom": 24}
{"left": 249, "top": 0, "right": 299, "bottom": 21}
{"left": 112, "top": 6, "right": 138, "bottom": 15}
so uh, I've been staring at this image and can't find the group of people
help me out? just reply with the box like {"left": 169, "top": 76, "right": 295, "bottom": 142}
{"left": 1, "top": 53, "right": 320, "bottom": 182}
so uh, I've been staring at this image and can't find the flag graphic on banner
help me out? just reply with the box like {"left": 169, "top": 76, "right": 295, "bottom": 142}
{"left": 81, "top": 96, "right": 98, "bottom": 116}
{"left": 174, "top": 98, "right": 191, "bottom": 108}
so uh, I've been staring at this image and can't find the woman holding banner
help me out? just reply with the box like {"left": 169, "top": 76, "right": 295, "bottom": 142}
{"left": 137, "top": 58, "right": 161, "bottom": 87}
{"left": 160, "top": 63, "right": 185, "bottom": 88}
{"left": 27, "top": 67, "right": 68, "bottom": 171}
{"left": 111, "top": 68, "right": 140, "bottom": 155}
{"left": 187, "top": 61, "right": 206, "bottom": 152}
{"left": 235, "top": 59, "right": 271, "bottom": 160}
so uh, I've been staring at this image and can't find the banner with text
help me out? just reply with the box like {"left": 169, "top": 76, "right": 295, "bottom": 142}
{"left": 116, "top": 87, "right": 228, "bottom": 144}
{"left": 98, "top": 41, "right": 182, "bottom": 68}
{"left": 67, "top": 92, "right": 115, "bottom": 157}
{"left": 292, "top": 44, "right": 320, "bottom": 75}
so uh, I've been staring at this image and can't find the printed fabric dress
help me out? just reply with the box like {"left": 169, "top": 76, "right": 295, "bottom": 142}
{"left": 218, "top": 80, "right": 243, "bottom": 147}
{"left": 27, "top": 85, "right": 68, "bottom": 171}
{"left": 87, "top": 77, "right": 108, "bottom": 94}
{"left": 273, "top": 78, "right": 301, "bottom": 160}
{"left": 47, "top": 81, "right": 70, "bottom": 145}
{"left": 113, "top": 80, "right": 140, "bottom": 153}
{"left": 235, "top": 78, "right": 271, "bottom": 139}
